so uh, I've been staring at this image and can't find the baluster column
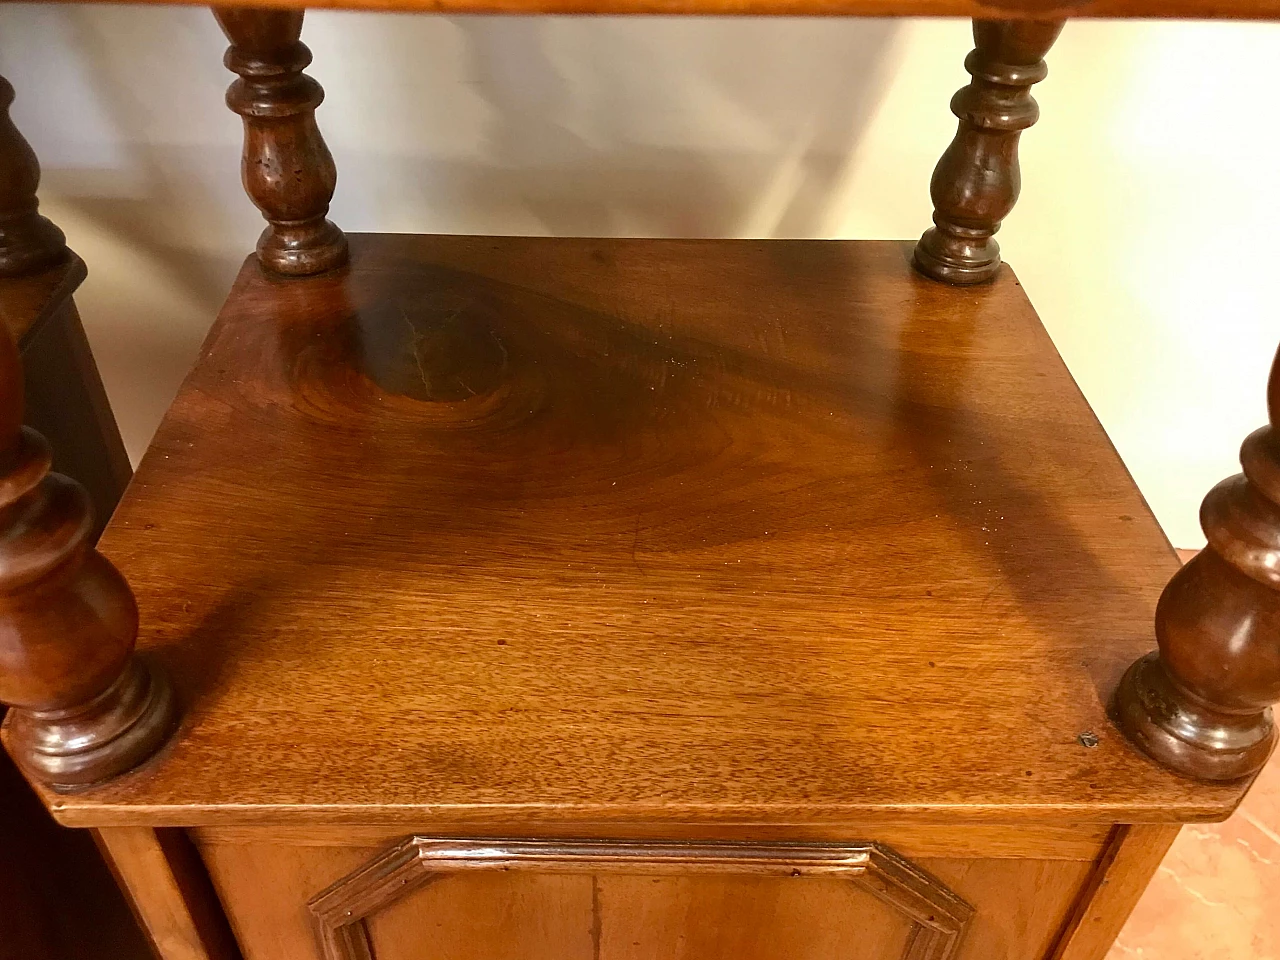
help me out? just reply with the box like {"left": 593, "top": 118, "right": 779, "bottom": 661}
{"left": 914, "top": 20, "right": 1064, "bottom": 285}
{"left": 216, "top": 8, "right": 347, "bottom": 276}
{"left": 0, "top": 74, "right": 175, "bottom": 791}
{"left": 0, "top": 75, "right": 66, "bottom": 277}
{"left": 1115, "top": 345, "right": 1280, "bottom": 780}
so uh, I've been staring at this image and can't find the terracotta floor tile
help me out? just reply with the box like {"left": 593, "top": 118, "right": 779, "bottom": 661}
{"left": 1238, "top": 750, "right": 1280, "bottom": 842}
{"left": 1108, "top": 749, "right": 1280, "bottom": 960}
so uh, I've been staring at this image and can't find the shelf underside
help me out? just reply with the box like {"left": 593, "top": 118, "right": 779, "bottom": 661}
{"left": 82, "top": 0, "right": 1280, "bottom": 23}
{"left": 47, "top": 234, "right": 1245, "bottom": 827}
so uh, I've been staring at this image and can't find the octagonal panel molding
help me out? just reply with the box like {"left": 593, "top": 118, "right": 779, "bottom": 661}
{"left": 307, "top": 837, "right": 974, "bottom": 960}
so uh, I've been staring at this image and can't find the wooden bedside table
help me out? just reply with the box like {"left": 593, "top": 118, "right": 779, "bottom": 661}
{"left": 1, "top": 6, "right": 1277, "bottom": 960}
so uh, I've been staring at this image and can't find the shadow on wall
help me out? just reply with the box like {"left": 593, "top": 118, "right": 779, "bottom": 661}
{"left": 0, "top": 5, "right": 902, "bottom": 457}
{"left": 383, "top": 16, "right": 902, "bottom": 238}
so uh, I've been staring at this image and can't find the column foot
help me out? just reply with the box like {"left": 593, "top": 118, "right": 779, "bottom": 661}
{"left": 913, "top": 224, "right": 1000, "bottom": 285}
{"left": 1114, "top": 651, "right": 1276, "bottom": 782}
{"left": 7, "top": 657, "right": 177, "bottom": 792}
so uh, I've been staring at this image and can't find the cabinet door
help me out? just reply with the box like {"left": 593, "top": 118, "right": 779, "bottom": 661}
{"left": 309, "top": 839, "right": 969, "bottom": 960}
{"left": 198, "top": 832, "right": 1108, "bottom": 960}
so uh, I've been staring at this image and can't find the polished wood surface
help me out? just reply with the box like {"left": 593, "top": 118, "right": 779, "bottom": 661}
{"left": 914, "top": 21, "right": 1062, "bottom": 286}
{"left": 40, "top": 233, "right": 1245, "bottom": 826}
{"left": 0, "top": 227, "right": 143, "bottom": 958}
{"left": 172, "top": 823, "right": 1182, "bottom": 960}
{"left": 0, "top": 14, "right": 1265, "bottom": 960}
{"left": 0, "top": 75, "right": 65, "bottom": 279}
{"left": 216, "top": 8, "right": 347, "bottom": 277}
{"left": 97, "top": 826, "right": 241, "bottom": 960}
{"left": 310, "top": 837, "right": 973, "bottom": 960}
{"left": 190, "top": 822, "right": 1115, "bottom": 860}
{"left": 198, "top": 829, "right": 1095, "bottom": 960}
{"left": 1048, "top": 824, "right": 1180, "bottom": 960}
{"left": 1115, "top": 343, "right": 1280, "bottom": 781}
{"left": 55, "top": 0, "right": 1280, "bottom": 20}
{"left": 0, "top": 315, "right": 175, "bottom": 790}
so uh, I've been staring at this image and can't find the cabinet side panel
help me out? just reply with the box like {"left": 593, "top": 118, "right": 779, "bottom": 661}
{"left": 1048, "top": 824, "right": 1181, "bottom": 960}
{"left": 917, "top": 858, "right": 1095, "bottom": 960}
{"left": 198, "top": 840, "right": 376, "bottom": 960}
{"left": 96, "top": 827, "right": 240, "bottom": 960}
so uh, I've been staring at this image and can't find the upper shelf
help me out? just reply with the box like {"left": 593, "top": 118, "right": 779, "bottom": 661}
{"left": 37, "top": 233, "right": 1248, "bottom": 829}
{"left": 80, "top": 0, "right": 1280, "bottom": 19}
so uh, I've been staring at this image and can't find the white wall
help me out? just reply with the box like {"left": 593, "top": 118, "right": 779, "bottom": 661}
{"left": 1, "top": 7, "right": 1276, "bottom": 547}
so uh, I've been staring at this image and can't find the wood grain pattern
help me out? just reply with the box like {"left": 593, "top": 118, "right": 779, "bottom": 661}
{"left": 46, "top": 234, "right": 1245, "bottom": 826}
{"left": 191, "top": 822, "right": 1113, "bottom": 860}
{"left": 369, "top": 872, "right": 604, "bottom": 960}
{"left": 308, "top": 838, "right": 973, "bottom": 960}
{"left": 96, "top": 827, "right": 241, "bottom": 960}
{"left": 1115, "top": 342, "right": 1280, "bottom": 780}
{"left": 924, "top": 857, "right": 1095, "bottom": 960}
{"left": 367, "top": 872, "right": 921, "bottom": 960}
{"left": 199, "top": 836, "right": 1094, "bottom": 960}
{"left": 199, "top": 840, "right": 374, "bottom": 960}
{"left": 1047, "top": 823, "right": 1180, "bottom": 960}
{"left": 581, "top": 874, "right": 916, "bottom": 960}
{"left": 50, "top": 0, "right": 1280, "bottom": 20}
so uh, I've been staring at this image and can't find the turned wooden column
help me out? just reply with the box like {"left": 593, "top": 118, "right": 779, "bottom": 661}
{"left": 1115, "top": 346, "right": 1280, "bottom": 781}
{"left": 216, "top": 8, "right": 347, "bottom": 276}
{"left": 914, "top": 20, "right": 1064, "bottom": 285}
{"left": 0, "top": 75, "right": 66, "bottom": 278}
{"left": 0, "top": 94, "right": 175, "bottom": 789}
{"left": 0, "top": 321, "right": 176, "bottom": 790}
